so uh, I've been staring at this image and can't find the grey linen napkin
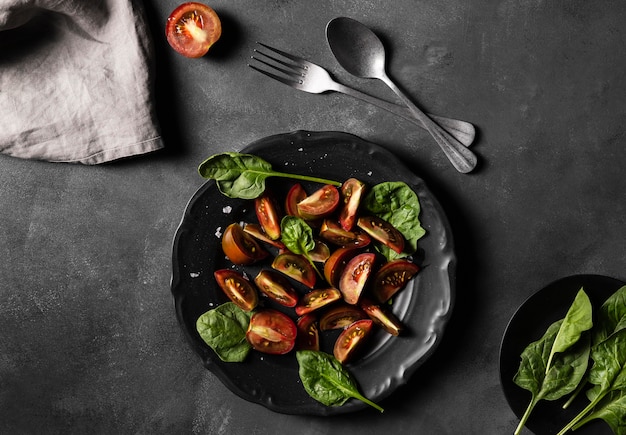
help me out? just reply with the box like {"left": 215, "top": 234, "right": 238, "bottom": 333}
{"left": 0, "top": 0, "right": 163, "bottom": 164}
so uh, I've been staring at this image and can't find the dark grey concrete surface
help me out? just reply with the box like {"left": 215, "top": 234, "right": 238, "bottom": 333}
{"left": 2, "top": 1, "right": 625, "bottom": 434}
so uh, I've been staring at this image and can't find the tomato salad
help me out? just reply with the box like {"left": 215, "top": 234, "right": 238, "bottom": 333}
{"left": 208, "top": 179, "right": 422, "bottom": 364}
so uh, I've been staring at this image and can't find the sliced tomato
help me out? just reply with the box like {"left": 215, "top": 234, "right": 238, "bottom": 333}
{"left": 319, "top": 219, "right": 371, "bottom": 248}
{"left": 271, "top": 253, "right": 316, "bottom": 288}
{"left": 243, "top": 223, "right": 285, "bottom": 249}
{"left": 371, "top": 259, "right": 420, "bottom": 303}
{"left": 254, "top": 270, "right": 298, "bottom": 307}
{"left": 360, "top": 298, "right": 404, "bottom": 336}
{"left": 285, "top": 183, "right": 307, "bottom": 218}
{"left": 319, "top": 304, "right": 367, "bottom": 331}
{"left": 221, "top": 223, "right": 268, "bottom": 265}
{"left": 165, "top": 2, "right": 222, "bottom": 58}
{"left": 213, "top": 269, "right": 258, "bottom": 311}
{"left": 295, "top": 288, "right": 342, "bottom": 316}
{"left": 333, "top": 319, "right": 373, "bottom": 364}
{"left": 357, "top": 215, "right": 405, "bottom": 254}
{"left": 297, "top": 185, "right": 340, "bottom": 220}
{"left": 338, "top": 252, "right": 376, "bottom": 304}
{"left": 296, "top": 314, "right": 320, "bottom": 351}
{"left": 246, "top": 309, "right": 297, "bottom": 355}
{"left": 339, "top": 178, "right": 365, "bottom": 231}
{"left": 308, "top": 240, "right": 330, "bottom": 263}
{"left": 323, "top": 247, "right": 358, "bottom": 288}
{"left": 255, "top": 191, "right": 282, "bottom": 240}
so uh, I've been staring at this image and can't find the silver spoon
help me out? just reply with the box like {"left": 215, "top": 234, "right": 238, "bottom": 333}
{"left": 326, "top": 17, "right": 478, "bottom": 173}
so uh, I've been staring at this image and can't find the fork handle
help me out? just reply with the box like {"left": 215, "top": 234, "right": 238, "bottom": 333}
{"left": 331, "top": 82, "right": 475, "bottom": 147}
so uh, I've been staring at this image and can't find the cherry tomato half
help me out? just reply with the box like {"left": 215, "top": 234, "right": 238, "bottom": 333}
{"left": 339, "top": 252, "right": 376, "bottom": 305}
{"left": 319, "top": 304, "right": 367, "bottom": 331}
{"left": 297, "top": 185, "right": 340, "bottom": 220}
{"left": 323, "top": 247, "right": 358, "bottom": 288}
{"left": 296, "top": 313, "right": 320, "bottom": 351}
{"left": 255, "top": 191, "right": 282, "bottom": 240}
{"left": 285, "top": 183, "right": 307, "bottom": 218}
{"left": 371, "top": 259, "right": 420, "bottom": 303}
{"left": 360, "top": 298, "right": 404, "bottom": 336}
{"left": 214, "top": 269, "right": 258, "bottom": 311}
{"left": 319, "top": 219, "right": 371, "bottom": 248}
{"left": 165, "top": 2, "right": 222, "bottom": 58}
{"left": 221, "top": 223, "right": 268, "bottom": 265}
{"left": 254, "top": 270, "right": 299, "bottom": 307}
{"left": 357, "top": 215, "right": 405, "bottom": 254}
{"left": 295, "top": 288, "right": 342, "bottom": 316}
{"left": 339, "top": 178, "right": 365, "bottom": 231}
{"left": 272, "top": 253, "right": 316, "bottom": 289}
{"left": 246, "top": 309, "right": 297, "bottom": 355}
{"left": 333, "top": 319, "right": 373, "bottom": 364}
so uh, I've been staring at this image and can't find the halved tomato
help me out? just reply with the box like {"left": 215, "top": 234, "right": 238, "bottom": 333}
{"left": 339, "top": 178, "right": 365, "bottom": 231}
{"left": 297, "top": 185, "right": 340, "bottom": 220}
{"left": 255, "top": 191, "right": 281, "bottom": 240}
{"left": 338, "top": 252, "right": 376, "bottom": 304}
{"left": 360, "top": 298, "right": 404, "bottom": 336}
{"left": 243, "top": 223, "right": 285, "bottom": 249}
{"left": 319, "top": 304, "right": 367, "bottom": 331}
{"left": 246, "top": 309, "right": 297, "bottom": 355}
{"left": 357, "top": 216, "right": 405, "bottom": 254}
{"left": 296, "top": 314, "right": 320, "bottom": 351}
{"left": 333, "top": 319, "right": 373, "bottom": 364}
{"left": 221, "top": 223, "right": 268, "bottom": 265}
{"left": 254, "top": 270, "right": 298, "bottom": 307}
{"left": 271, "top": 253, "right": 316, "bottom": 288}
{"left": 371, "top": 259, "right": 420, "bottom": 303}
{"left": 214, "top": 269, "right": 258, "bottom": 311}
{"left": 285, "top": 183, "right": 307, "bottom": 218}
{"left": 295, "top": 288, "right": 342, "bottom": 316}
{"left": 323, "top": 247, "right": 358, "bottom": 288}
{"left": 165, "top": 2, "right": 222, "bottom": 58}
{"left": 319, "top": 220, "right": 371, "bottom": 248}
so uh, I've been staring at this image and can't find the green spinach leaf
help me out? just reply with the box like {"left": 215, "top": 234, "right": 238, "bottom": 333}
{"left": 280, "top": 216, "right": 316, "bottom": 256}
{"left": 572, "top": 390, "right": 626, "bottom": 434}
{"left": 296, "top": 350, "right": 384, "bottom": 412}
{"left": 196, "top": 302, "right": 253, "bottom": 362}
{"left": 198, "top": 152, "right": 341, "bottom": 199}
{"left": 594, "top": 285, "right": 626, "bottom": 346}
{"left": 361, "top": 181, "right": 425, "bottom": 260}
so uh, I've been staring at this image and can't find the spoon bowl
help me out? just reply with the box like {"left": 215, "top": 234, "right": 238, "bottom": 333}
{"left": 326, "top": 17, "right": 478, "bottom": 173}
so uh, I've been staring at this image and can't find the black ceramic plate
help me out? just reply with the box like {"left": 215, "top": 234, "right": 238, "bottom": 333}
{"left": 500, "top": 274, "right": 626, "bottom": 435}
{"left": 171, "top": 130, "right": 456, "bottom": 415}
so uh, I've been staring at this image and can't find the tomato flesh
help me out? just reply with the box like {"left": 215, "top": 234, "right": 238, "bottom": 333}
{"left": 319, "top": 219, "right": 371, "bottom": 248}
{"left": 297, "top": 185, "right": 340, "bottom": 220}
{"left": 255, "top": 191, "right": 282, "bottom": 240}
{"left": 222, "top": 223, "right": 268, "bottom": 265}
{"left": 254, "top": 270, "right": 299, "bottom": 307}
{"left": 272, "top": 253, "right": 316, "bottom": 288}
{"left": 371, "top": 259, "right": 420, "bottom": 303}
{"left": 338, "top": 252, "right": 376, "bottom": 304}
{"left": 357, "top": 215, "right": 405, "bottom": 254}
{"left": 319, "top": 304, "right": 367, "bottom": 331}
{"left": 333, "top": 319, "right": 373, "bottom": 364}
{"left": 360, "top": 299, "right": 404, "bottom": 336}
{"left": 247, "top": 309, "right": 297, "bottom": 355}
{"left": 165, "top": 2, "right": 222, "bottom": 58}
{"left": 296, "top": 313, "right": 320, "bottom": 351}
{"left": 214, "top": 269, "right": 258, "bottom": 311}
{"left": 339, "top": 178, "right": 365, "bottom": 231}
{"left": 285, "top": 183, "right": 307, "bottom": 218}
{"left": 295, "top": 288, "right": 342, "bottom": 316}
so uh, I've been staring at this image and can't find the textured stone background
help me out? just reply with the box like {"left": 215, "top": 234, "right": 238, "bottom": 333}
{"left": 1, "top": 1, "right": 625, "bottom": 434}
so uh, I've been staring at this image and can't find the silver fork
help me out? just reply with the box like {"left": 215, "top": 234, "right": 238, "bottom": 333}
{"left": 248, "top": 42, "right": 475, "bottom": 147}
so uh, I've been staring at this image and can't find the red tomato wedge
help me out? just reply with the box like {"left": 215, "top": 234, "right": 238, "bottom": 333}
{"left": 166, "top": 2, "right": 222, "bottom": 58}
{"left": 254, "top": 270, "right": 299, "bottom": 307}
{"left": 357, "top": 215, "right": 405, "bottom": 254}
{"left": 271, "top": 253, "right": 316, "bottom": 289}
{"left": 285, "top": 183, "right": 307, "bottom": 218}
{"left": 221, "top": 223, "right": 268, "bottom": 265}
{"left": 296, "top": 314, "right": 320, "bottom": 351}
{"left": 295, "top": 288, "right": 342, "bottom": 316}
{"left": 371, "top": 259, "right": 420, "bottom": 303}
{"left": 339, "top": 178, "right": 365, "bottom": 231}
{"left": 319, "top": 304, "right": 367, "bottom": 331}
{"left": 243, "top": 223, "right": 285, "bottom": 249}
{"left": 255, "top": 191, "right": 282, "bottom": 240}
{"left": 213, "top": 269, "right": 258, "bottom": 311}
{"left": 333, "top": 319, "right": 373, "bottom": 364}
{"left": 360, "top": 298, "right": 404, "bottom": 336}
{"left": 323, "top": 246, "right": 358, "bottom": 288}
{"left": 338, "top": 252, "right": 376, "bottom": 305}
{"left": 246, "top": 309, "right": 297, "bottom": 355}
{"left": 319, "top": 219, "right": 371, "bottom": 248}
{"left": 297, "top": 185, "right": 340, "bottom": 220}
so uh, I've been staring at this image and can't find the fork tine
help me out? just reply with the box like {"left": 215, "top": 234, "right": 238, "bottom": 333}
{"left": 248, "top": 64, "right": 303, "bottom": 88}
{"left": 255, "top": 42, "right": 308, "bottom": 66}
{"left": 250, "top": 54, "right": 304, "bottom": 80}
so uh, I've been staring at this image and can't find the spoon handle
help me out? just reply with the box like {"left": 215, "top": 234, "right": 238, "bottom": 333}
{"left": 331, "top": 82, "right": 475, "bottom": 147}
{"left": 380, "top": 75, "right": 478, "bottom": 173}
